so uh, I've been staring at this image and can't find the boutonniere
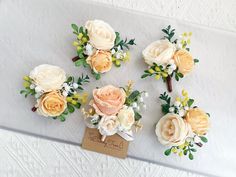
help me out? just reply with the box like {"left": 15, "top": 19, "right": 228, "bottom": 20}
{"left": 71, "top": 20, "right": 136, "bottom": 80}
{"left": 82, "top": 81, "right": 148, "bottom": 141}
{"left": 155, "top": 90, "right": 210, "bottom": 160}
{"left": 20, "top": 64, "right": 89, "bottom": 121}
{"left": 141, "top": 25, "right": 199, "bottom": 92}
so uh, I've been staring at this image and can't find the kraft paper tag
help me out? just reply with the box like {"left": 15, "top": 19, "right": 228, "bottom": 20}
{"left": 82, "top": 128, "right": 129, "bottom": 158}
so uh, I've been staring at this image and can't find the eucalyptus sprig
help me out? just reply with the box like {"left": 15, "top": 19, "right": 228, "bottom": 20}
{"left": 162, "top": 25, "right": 177, "bottom": 43}
{"left": 113, "top": 32, "right": 136, "bottom": 51}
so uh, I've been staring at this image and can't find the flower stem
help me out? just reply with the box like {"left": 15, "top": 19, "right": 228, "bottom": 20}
{"left": 101, "top": 135, "right": 106, "bottom": 142}
{"left": 167, "top": 76, "right": 172, "bottom": 92}
{"left": 72, "top": 56, "right": 80, "bottom": 62}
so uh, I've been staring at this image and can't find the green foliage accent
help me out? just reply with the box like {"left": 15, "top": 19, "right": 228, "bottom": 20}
{"left": 188, "top": 153, "right": 194, "bottom": 160}
{"left": 67, "top": 104, "right": 75, "bottom": 113}
{"left": 113, "top": 32, "right": 136, "bottom": 50}
{"left": 159, "top": 92, "right": 171, "bottom": 114}
{"left": 174, "top": 71, "right": 184, "bottom": 81}
{"left": 20, "top": 77, "right": 36, "bottom": 98}
{"left": 164, "top": 148, "right": 172, "bottom": 156}
{"left": 71, "top": 24, "right": 79, "bottom": 33}
{"left": 91, "top": 70, "right": 101, "bottom": 80}
{"left": 77, "top": 74, "right": 90, "bottom": 89}
{"left": 125, "top": 90, "right": 140, "bottom": 106}
{"left": 134, "top": 111, "right": 142, "bottom": 121}
{"left": 199, "top": 136, "right": 208, "bottom": 143}
{"left": 187, "top": 99, "right": 194, "bottom": 107}
{"left": 162, "top": 25, "right": 176, "bottom": 43}
{"left": 194, "top": 59, "right": 199, "bottom": 63}
{"left": 141, "top": 63, "right": 169, "bottom": 81}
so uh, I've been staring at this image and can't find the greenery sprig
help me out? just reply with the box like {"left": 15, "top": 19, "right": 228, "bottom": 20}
{"left": 20, "top": 76, "right": 36, "bottom": 98}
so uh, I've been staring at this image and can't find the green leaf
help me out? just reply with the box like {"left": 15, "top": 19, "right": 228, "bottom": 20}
{"left": 164, "top": 148, "right": 172, "bottom": 156}
{"left": 177, "top": 72, "right": 184, "bottom": 78}
{"left": 79, "top": 26, "right": 83, "bottom": 33}
{"left": 74, "top": 102, "right": 81, "bottom": 109}
{"left": 141, "top": 73, "right": 150, "bottom": 78}
{"left": 194, "top": 59, "right": 199, "bottom": 63}
{"left": 59, "top": 115, "right": 66, "bottom": 122}
{"left": 91, "top": 70, "right": 101, "bottom": 80}
{"left": 126, "top": 90, "right": 140, "bottom": 104}
{"left": 188, "top": 153, "right": 194, "bottom": 160}
{"left": 175, "top": 73, "right": 179, "bottom": 81}
{"left": 75, "top": 59, "right": 84, "bottom": 67}
{"left": 71, "top": 24, "right": 78, "bottom": 33}
{"left": 206, "top": 113, "right": 210, "bottom": 117}
{"left": 190, "top": 148, "right": 197, "bottom": 152}
{"left": 134, "top": 111, "right": 142, "bottom": 121}
{"left": 66, "top": 76, "right": 73, "bottom": 83}
{"left": 184, "top": 150, "right": 188, "bottom": 155}
{"left": 161, "top": 104, "right": 170, "bottom": 114}
{"left": 187, "top": 99, "right": 194, "bottom": 107}
{"left": 199, "top": 136, "right": 208, "bottom": 143}
{"left": 67, "top": 104, "right": 75, "bottom": 113}
{"left": 20, "top": 90, "right": 26, "bottom": 94}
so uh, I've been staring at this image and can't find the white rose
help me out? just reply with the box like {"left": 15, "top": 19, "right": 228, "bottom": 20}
{"left": 118, "top": 106, "right": 135, "bottom": 130}
{"left": 85, "top": 20, "right": 116, "bottom": 50}
{"left": 29, "top": 64, "right": 66, "bottom": 92}
{"left": 142, "top": 40, "right": 176, "bottom": 66}
{"left": 98, "top": 116, "right": 119, "bottom": 136}
{"left": 155, "top": 113, "right": 192, "bottom": 146}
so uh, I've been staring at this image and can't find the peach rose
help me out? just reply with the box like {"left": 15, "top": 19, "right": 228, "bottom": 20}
{"left": 155, "top": 113, "right": 192, "bottom": 146}
{"left": 98, "top": 116, "right": 119, "bottom": 136}
{"left": 86, "top": 50, "right": 112, "bottom": 73}
{"left": 91, "top": 85, "right": 126, "bottom": 116}
{"left": 173, "top": 49, "right": 194, "bottom": 75}
{"left": 36, "top": 91, "right": 67, "bottom": 117}
{"left": 185, "top": 108, "right": 210, "bottom": 135}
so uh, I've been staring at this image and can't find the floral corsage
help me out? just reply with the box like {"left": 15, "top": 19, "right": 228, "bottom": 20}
{"left": 20, "top": 64, "right": 89, "bottom": 121}
{"left": 82, "top": 81, "right": 148, "bottom": 141}
{"left": 71, "top": 19, "right": 136, "bottom": 80}
{"left": 141, "top": 25, "right": 199, "bottom": 92}
{"left": 155, "top": 90, "right": 210, "bottom": 160}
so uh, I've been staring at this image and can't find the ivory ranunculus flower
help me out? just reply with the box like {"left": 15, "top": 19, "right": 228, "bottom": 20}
{"left": 36, "top": 91, "right": 67, "bottom": 117}
{"left": 185, "top": 108, "right": 210, "bottom": 135}
{"left": 29, "top": 64, "right": 66, "bottom": 92}
{"left": 91, "top": 85, "right": 126, "bottom": 116}
{"left": 142, "top": 40, "right": 176, "bottom": 66}
{"left": 173, "top": 49, "right": 194, "bottom": 75}
{"left": 98, "top": 116, "right": 119, "bottom": 136}
{"left": 85, "top": 20, "right": 116, "bottom": 50}
{"left": 155, "top": 113, "right": 192, "bottom": 146}
{"left": 118, "top": 106, "right": 135, "bottom": 130}
{"left": 86, "top": 50, "right": 112, "bottom": 73}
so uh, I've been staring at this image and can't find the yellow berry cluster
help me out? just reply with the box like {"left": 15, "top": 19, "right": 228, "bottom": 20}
{"left": 66, "top": 92, "right": 88, "bottom": 105}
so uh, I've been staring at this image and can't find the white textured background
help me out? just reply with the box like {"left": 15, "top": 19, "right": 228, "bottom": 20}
{"left": 0, "top": 0, "right": 236, "bottom": 177}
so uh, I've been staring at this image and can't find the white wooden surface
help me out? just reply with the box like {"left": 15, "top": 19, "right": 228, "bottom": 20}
{"left": 0, "top": 0, "right": 235, "bottom": 177}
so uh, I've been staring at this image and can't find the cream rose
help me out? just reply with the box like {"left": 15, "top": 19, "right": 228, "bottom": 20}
{"left": 142, "top": 40, "right": 176, "bottom": 66}
{"left": 29, "top": 64, "right": 66, "bottom": 92}
{"left": 98, "top": 116, "right": 120, "bottom": 136}
{"left": 185, "top": 108, "right": 210, "bottom": 136}
{"left": 85, "top": 20, "right": 116, "bottom": 50}
{"left": 155, "top": 113, "right": 192, "bottom": 146}
{"left": 36, "top": 91, "right": 67, "bottom": 117}
{"left": 118, "top": 106, "right": 135, "bottom": 130}
{"left": 86, "top": 50, "right": 112, "bottom": 73}
{"left": 91, "top": 85, "right": 126, "bottom": 116}
{"left": 173, "top": 49, "right": 194, "bottom": 75}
